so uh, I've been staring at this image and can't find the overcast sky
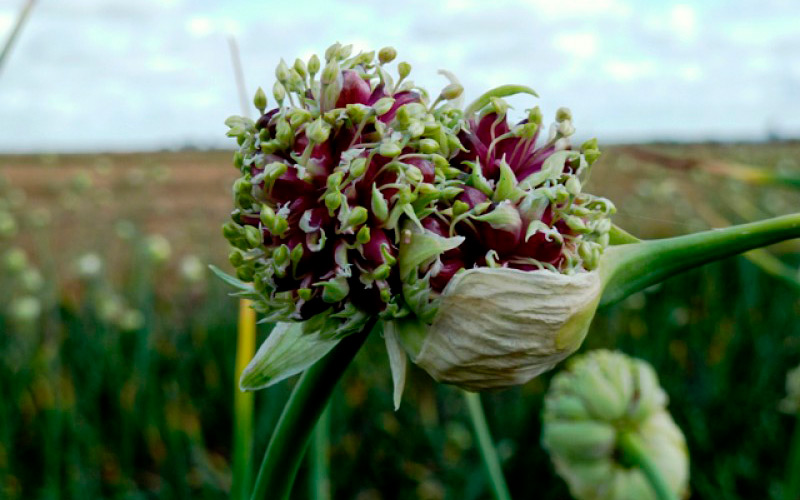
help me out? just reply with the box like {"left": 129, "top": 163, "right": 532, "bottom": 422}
{"left": 1, "top": 0, "right": 799, "bottom": 152}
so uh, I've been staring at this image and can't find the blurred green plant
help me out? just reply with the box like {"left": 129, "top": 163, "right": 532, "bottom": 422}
{"left": 1, "top": 139, "right": 799, "bottom": 499}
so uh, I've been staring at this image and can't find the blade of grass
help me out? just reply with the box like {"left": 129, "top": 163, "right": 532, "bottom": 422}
{"left": 785, "top": 414, "right": 800, "bottom": 500}
{"left": 463, "top": 391, "right": 511, "bottom": 500}
{"left": 232, "top": 299, "right": 256, "bottom": 500}
{"left": 309, "top": 405, "right": 331, "bottom": 500}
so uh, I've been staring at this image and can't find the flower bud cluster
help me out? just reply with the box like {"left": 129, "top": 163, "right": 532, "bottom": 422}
{"left": 223, "top": 43, "right": 614, "bottom": 329}
{"left": 399, "top": 101, "right": 614, "bottom": 322}
{"left": 224, "top": 43, "right": 465, "bottom": 325}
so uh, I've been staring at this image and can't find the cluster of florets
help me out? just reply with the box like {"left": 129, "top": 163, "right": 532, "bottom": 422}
{"left": 223, "top": 43, "right": 614, "bottom": 325}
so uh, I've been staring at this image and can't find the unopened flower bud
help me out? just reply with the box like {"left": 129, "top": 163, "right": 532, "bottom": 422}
{"left": 273, "top": 244, "right": 289, "bottom": 265}
{"left": 345, "top": 206, "right": 369, "bottom": 228}
{"left": 556, "top": 107, "right": 572, "bottom": 122}
{"left": 288, "top": 108, "right": 312, "bottom": 128}
{"left": 325, "top": 192, "right": 342, "bottom": 212}
{"left": 319, "top": 276, "right": 349, "bottom": 303}
{"left": 273, "top": 81, "right": 286, "bottom": 104}
{"left": 542, "top": 350, "right": 689, "bottom": 500}
{"left": 379, "top": 142, "right": 402, "bottom": 158}
{"left": 306, "top": 117, "right": 331, "bottom": 143}
{"left": 293, "top": 58, "right": 307, "bottom": 79}
{"left": 372, "top": 97, "right": 395, "bottom": 116}
{"left": 419, "top": 138, "right": 439, "bottom": 154}
{"left": 440, "top": 83, "right": 464, "bottom": 101}
{"left": 275, "top": 59, "right": 291, "bottom": 83}
{"left": 371, "top": 184, "right": 389, "bottom": 222}
{"left": 308, "top": 54, "right": 321, "bottom": 75}
{"left": 346, "top": 103, "right": 370, "bottom": 122}
{"left": 349, "top": 157, "right": 368, "bottom": 178}
{"left": 229, "top": 249, "right": 245, "bottom": 267}
{"left": 253, "top": 87, "right": 267, "bottom": 113}
{"left": 244, "top": 225, "right": 263, "bottom": 248}
{"left": 398, "top": 61, "right": 411, "bottom": 80}
{"left": 357, "top": 225, "right": 371, "bottom": 244}
{"left": 321, "top": 60, "right": 340, "bottom": 86}
{"left": 528, "top": 106, "right": 543, "bottom": 125}
{"left": 379, "top": 46, "right": 397, "bottom": 64}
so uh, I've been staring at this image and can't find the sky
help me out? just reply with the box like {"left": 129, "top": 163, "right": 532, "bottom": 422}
{"left": 0, "top": 0, "right": 799, "bottom": 152}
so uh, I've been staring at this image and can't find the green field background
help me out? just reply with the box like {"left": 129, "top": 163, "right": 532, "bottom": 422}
{"left": 1, "top": 143, "right": 799, "bottom": 499}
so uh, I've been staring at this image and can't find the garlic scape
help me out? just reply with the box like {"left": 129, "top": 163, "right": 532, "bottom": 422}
{"left": 388, "top": 212, "right": 800, "bottom": 398}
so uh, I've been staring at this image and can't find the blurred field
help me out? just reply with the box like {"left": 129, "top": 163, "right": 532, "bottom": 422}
{"left": 1, "top": 142, "right": 799, "bottom": 499}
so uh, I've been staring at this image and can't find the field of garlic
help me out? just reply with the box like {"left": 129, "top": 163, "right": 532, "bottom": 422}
{"left": 1, "top": 143, "right": 798, "bottom": 499}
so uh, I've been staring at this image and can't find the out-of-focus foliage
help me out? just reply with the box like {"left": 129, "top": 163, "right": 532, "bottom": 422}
{"left": 0, "top": 143, "right": 798, "bottom": 499}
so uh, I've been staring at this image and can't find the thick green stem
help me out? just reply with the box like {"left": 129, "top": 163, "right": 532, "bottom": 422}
{"left": 786, "top": 414, "right": 800, "bottom": 500}
{"left": 249, "top": 318, "right": 376, "bottom": 500}
{"left": 601, "top": 213, "right": 800, "bottom": 306}
{"left": 463, "top": 391, "right": 512, "bottom": 500}
{"left": 309, "top": 406, "right": 331, "bottom": 500}
{"left": 617, "top": 432, "right": 678, "bottom": 500}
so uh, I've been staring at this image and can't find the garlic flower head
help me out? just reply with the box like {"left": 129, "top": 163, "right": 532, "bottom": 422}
{"left": 222, "top": 42, "right": 615, "bottom": 396}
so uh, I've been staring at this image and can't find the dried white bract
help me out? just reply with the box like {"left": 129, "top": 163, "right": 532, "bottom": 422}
{"left": 400, "top": 267, "right": 602, "bottom": 391}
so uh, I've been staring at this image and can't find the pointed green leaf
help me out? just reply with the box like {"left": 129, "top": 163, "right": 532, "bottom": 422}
{"left": 209, "top": 264, "right": 254, "bottom": 292}
{"left": 398, "top": 222, "right": 465, "bottom": 279}
{"left": 463, "top": 84, "right": 539, "bottom": 119}
{"left": 383, "top": 321, "right": 408, "bottom": 410}
{"left": 518, "top": 150, "right": 575, "bottom": 189}
{"left": 239, "top": 322, "right": 341, "bottom": 390}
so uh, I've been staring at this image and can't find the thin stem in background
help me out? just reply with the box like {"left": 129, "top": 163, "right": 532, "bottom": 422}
{"left": 227, "top": 36, "right": 250, "bottom": 119}
{"left": 309, "top": 405, "right": 331, "bottom": 500}
{"left": 226, "top": 35, "right": 257, "bottom": 500}
{"left": 0, "top": 0, "right": 37, "bottom": 76}
{"left": 249, "top": 318, "right": 377, "bottom": 500}
{"left": 617, "top": 432, "right": 678, "bottom": 500}
{"left": 232, "top": 299, "right": 256, "bottom": 500}
{"left": 463, "top": 390, "right": 512, "bottom": 500}
{"left": 785, "top": 414, "right": 800, "bottom": 500}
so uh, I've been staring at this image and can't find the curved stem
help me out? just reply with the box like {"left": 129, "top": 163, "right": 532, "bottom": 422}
{"left": 249, "top": 317, "right": 377, "bottom": 500}
{"left": 617, "top": 432, "right": 678, "bottom": 500}
{"left": 463, "top": 391, "right": 512, "bottom": 500}
{"left": 601, "top": 213, "right": 800, "bottom": 306}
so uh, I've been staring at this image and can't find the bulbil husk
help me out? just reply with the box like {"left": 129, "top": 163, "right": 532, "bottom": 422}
{"left": 406, "top": 267, "right": 601, "bottom": 391}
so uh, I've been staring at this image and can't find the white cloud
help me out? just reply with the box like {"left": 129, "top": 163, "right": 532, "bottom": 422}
{"left": 553, "top": 32, "right": 598, "bottom": 59}
{"left": 0, "top": 0, "right": 799, "bottom": 150}
{"left": 603, "top": 59, "right": 657, "bottom": 82}
{"left": 670, "top": 4, "right": 698, "bottom": 41}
